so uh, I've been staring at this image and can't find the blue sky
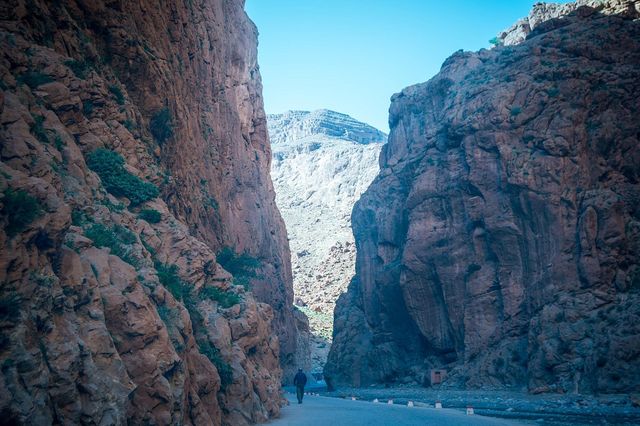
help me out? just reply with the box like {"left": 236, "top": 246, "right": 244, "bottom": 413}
{"left": 245, "top": 1, "right": 564, "bottom": 132}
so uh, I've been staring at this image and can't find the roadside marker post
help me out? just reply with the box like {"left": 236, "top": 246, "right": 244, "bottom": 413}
{"left": 467, "top": 406, "right": 475, "bottom": 415}
{"left": 407, "top": 401, "right": 414, "bottom": 407}
{"left": 351, "top": 396, "right": 356, "bottom": 401}
{"left": 435, "top": 401, "right": 442, "bottom": 409}
{"left": 373, "top": 398, "right": 379, "bottom": 403}
{"left": 388, "top": 399, "right": 393, "bottom": 405}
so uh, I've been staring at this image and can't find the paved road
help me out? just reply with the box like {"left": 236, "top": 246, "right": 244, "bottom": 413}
{"left": 267, "top": 393, "right": 525, "bottom": 425}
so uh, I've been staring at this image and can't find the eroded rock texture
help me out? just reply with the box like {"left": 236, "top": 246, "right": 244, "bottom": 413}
{"left": 326, "top": 2, "right": 640, "bottom": 394}
{"left": 0, "top": 0, "right": 303, "bottom": 424}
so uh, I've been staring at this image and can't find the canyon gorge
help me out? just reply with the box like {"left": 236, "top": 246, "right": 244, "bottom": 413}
{"left": 326, "top": 0, "right": 640, "bottom": 395}
{"left": 268, "top": 109, "right": 385, "bottom": 373}
{"left": 1, "top": 0, "right": 639, "bottom": 425}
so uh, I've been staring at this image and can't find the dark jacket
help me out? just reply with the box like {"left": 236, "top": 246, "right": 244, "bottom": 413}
{"left": 293, "top": 371, "right": 307, "bottom": 388}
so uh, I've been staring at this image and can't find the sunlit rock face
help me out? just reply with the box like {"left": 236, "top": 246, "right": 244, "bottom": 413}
{"left": 0, "top": 0, "right": 305, "bottom": 423}
{"left": 326, "top": 1, "right": 640, "bottom": 393}
{"left": 269, "top": 110, "right": 386, "bottom": 372}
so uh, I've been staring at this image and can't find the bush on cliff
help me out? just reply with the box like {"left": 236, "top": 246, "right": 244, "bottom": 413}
{"left": 139, "top": 208, "right": 161, "bottom": 223}
{"left": 216, "top": 247, "right": 260, "bottom": 289}
{"left": 85, "top": 223, "right": 138, "bottom": 266}
{"left": 153, "top": 260, "right": 235, "bottom": 389}
{"left": 199, "top": 286, "right": 241, "bottom": 308}
{"left": 86, "top": 148, "right": 159, "bottom": 206}
{"left": 2, "top": 189, "right": 43, "bottom": 238}
{"left": 149, "top": 108, "right": 173, "bottom": 144}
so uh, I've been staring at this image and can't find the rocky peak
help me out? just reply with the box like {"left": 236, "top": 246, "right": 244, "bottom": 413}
{"left": 268, "top": 109, "right": 387, "bottom": 146}
{"left": 496, "top": 0, "right": 640, "bottom": 46}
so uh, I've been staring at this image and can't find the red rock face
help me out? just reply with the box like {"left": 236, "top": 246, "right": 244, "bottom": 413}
{"left": 0, "top": 0, "right": 304, "bottom": 423}
{"left": 326, "top": 3, "right": 640, "bottom": 394}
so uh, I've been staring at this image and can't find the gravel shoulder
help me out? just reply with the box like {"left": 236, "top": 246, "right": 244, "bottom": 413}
{"left": 318, "top": 386, "right": 640, "bottom": 425}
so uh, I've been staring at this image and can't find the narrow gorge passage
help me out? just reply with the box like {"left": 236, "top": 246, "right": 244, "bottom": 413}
{"left": 268, "top": 110, "right": 386, "bottom": 376}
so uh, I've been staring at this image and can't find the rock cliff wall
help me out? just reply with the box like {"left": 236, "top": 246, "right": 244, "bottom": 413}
{"left": 326, "top": 1, "right": 640, "bottom": 394}
{"left": 0, "top": 0, "right": 303, "bottom": 423}
{"left": 269, "top": 110, "right": 385, "bottom": 372}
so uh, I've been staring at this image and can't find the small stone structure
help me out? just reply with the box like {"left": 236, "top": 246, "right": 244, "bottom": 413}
{"left": 430, "top": 369, "right": 447, "bottom": 385}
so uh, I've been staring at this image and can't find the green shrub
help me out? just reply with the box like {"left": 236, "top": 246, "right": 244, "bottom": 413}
{"left": 199, "top": 286, "right": 241, "bottom": 309}
{"left": 0, "top": 293, "right": 20, "bottom": 322}
{"left": 64, "top": 59, "right": 90, "bottom": 79}
{"left": 83, "top": 100, "right": 94, "bottom": 116}
{"left": 216, "top": 247, "right": 260, "bottom": 289}
{"left": 510, "top": 106, "right": 522, "bottom": 116}
{"left": 54, "top": 135, "right": 64, "bottom": 151}
{"left": 489, "top": 37, "right": 502, "bottom": 47}
{"left": 139, "top": 208, "right": 161, "bottom": 223}
{"left": 149, "top": 108, "right": 173, "bottom": 144}
{"left": 109, "top": 85, "right": 125, "bottom": 105}
{"left": 30, "top": 114, "right": 49, "bottom": 144}
{"left": 18, "top": 71, "right": 53, "bottom": 88}
{"left": 86, "top": 148, "right": 159, "bottom": 206}
{"left": 155, "top": 262, "right": 185, "bottom": 301}
{"left": 198, "top": 340, "right": 233, "bottom": 389}
{"left": 71, "top": 208, "right": 86, "bottom": 226}
{"left": 546, "top": 87, "right": 560, "bottom": 97}
{"left": 85, "top": 223, "right": 138, "bottom": 266}
{"left": 2, "top": 189, "right": 43, "bottom": 237}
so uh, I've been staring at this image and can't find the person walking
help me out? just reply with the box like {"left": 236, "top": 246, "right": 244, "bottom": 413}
{"left": 293, "top": 368, "right": 308, "bottom": 404}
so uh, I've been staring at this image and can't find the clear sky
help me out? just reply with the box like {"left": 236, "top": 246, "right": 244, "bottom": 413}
{"left": 245, "top": 1, "right": 564, "bottom": 132}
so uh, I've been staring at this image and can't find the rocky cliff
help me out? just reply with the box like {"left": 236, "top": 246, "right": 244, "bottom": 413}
{"left": 0, "top": 0, "right": 304, "bottom": 424}
{"left": 269, "top": 110, "right": 385, "bottom": 372}
{"left": 326, "top": 1, "right": 640, "bottom": 394}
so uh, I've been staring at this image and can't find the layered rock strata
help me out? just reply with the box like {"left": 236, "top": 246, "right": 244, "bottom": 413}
{"left": 0, "top": 0, "right": 304, "bottom": 423}
{"left": 326, "top": 1, "right": 640, "bottom": 394}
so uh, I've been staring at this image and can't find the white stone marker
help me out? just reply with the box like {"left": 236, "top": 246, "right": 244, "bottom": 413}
{"left": 467, "top": 407, "right": 475, "bottom": 415}
{"left": 373, "top": 399, "right": 379, "bottom": 403}
{"left": 388, "top": 399, "right": 393, "bottom": 405}
{"left": 407, "top": 401, "right": 414, "bottom": 407}
{"left": 435, "top": 401, "right": 442, "bottom": 409}
{"left": 351, "top": 397, "right": 356, "bottom": 401}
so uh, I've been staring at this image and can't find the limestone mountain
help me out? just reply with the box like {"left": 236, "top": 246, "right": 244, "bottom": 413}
{"left": 268, "top": 110, "right": 386, "bottom": 372}
{"left": 0, "top": 0, "right": 306, "bottom": 424}
{"left": 326, "top": 0, "right": 640, "bottom": 394}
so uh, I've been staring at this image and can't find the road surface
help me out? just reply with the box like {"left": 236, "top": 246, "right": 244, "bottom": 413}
{"left": 267, "top": 393, "right": 525, "bottom": 425}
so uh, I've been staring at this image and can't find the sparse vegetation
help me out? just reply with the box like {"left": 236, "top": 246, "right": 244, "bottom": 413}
{"left": 86, "top": 148, "right": 159, "bottom": 206}
{"left": 510, "top": 106, "right": 522, "bottom": 116}
{"left": 85, "top": 223, "right": 138, "bottom": 266}
{"left": 149, "top": 108, "right": 174, "bottom": 144}
{"left": 155, "top": 262, "right": 185, "bottom": 301}
{"left": 0, "top": 293, "right": 20, "bottom": 322}
{"left": 198, "top": 340, "right": 233, "bottom": 389}
{"left": 2, "top": 189, "right": 43, "bottom": 237}
{"left": 109, "top": 85, "right": 125, "bottom": 105}
{"left": 152, "top": 260, "right": 235, "bottom": 389}
{"left": 199, "top": 286, "right": 241, "bottom": 309}
{"left": 83, "top": 100, "right": 94, "bottom": 116}
{"left": 489, "top": 37, "right": 502, "bottom": 47}
{"left": 139, "top": 208, "right": 162, "bottom": 223}
{"left": 29, "top": 114, "right": 49, "bottom": 144}
{"left": 64, "top": 59, "right": 90, "bottom": 79}
{"left": 53, "top": 134, "right": 64, "bottom": 151}
{"left": 546, "top": 87, "right": 560, "bottom": 97}
{"left": 216, "top": 247, "right": 260, "bottom": 289}
{"left": 18, "top": 71, "right": 53, "bottom": 88}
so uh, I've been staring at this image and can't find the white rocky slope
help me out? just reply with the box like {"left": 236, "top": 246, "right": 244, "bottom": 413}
{"left": 268, "top": 109, "right": 386, "bottom": 372}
